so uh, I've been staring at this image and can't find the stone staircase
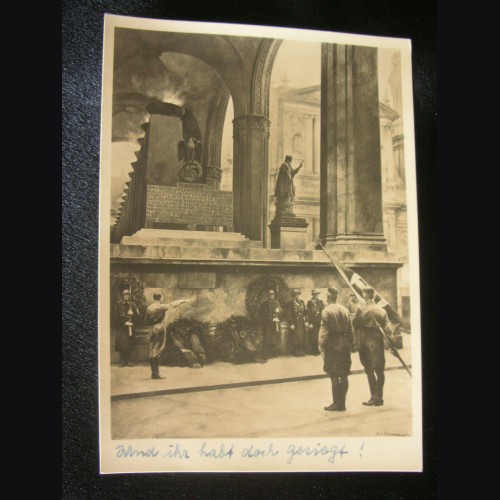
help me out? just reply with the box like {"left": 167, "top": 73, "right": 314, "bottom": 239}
{"left": 121, "top": 229, "right": 262, "bottom": 249}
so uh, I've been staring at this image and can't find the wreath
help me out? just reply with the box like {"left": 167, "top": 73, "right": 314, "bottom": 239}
{"left": 245, "top": 275, "right": 290, "bottom": 322}
{"left": 215, "top": 315, "right": 262, "bottom": 363}
{"left": 165, "top": 318, "right": 215, "bottom": 364}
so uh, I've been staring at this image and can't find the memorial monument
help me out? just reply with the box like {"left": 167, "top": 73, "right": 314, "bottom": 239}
{"left": 109, "top": 28, "right": 402, "bottom": 361}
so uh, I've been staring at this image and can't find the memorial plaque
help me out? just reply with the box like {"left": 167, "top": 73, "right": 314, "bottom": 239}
{"left": 178, "top": 272, "right": 216, "bottom": 289}
{"left": 146, "top": 184, "right": 233, "bottom": 226}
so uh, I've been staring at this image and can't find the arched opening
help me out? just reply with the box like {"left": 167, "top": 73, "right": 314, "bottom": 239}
{"left": 220, "top": 96, "right": 234, "bottom": 191}
{"left": 111, "top": 49, "right": 234, "bottom": 233}
{"left": 267, "top": 40, "right": 322, "bottom": 248}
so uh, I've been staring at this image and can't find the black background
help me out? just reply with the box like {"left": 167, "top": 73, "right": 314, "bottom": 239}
{"left": 62, "top": 0, "right": 437, "bottom": 497}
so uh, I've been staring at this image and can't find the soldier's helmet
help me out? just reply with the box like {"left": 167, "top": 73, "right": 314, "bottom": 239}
{"left": 292, "top": 288, "right": 301, "bottom": 295}
{"left": 312, "top": 289, "right": 320, "bottom": 295}
{"left": 121, "top": 289, "right": 131, "bottom": 296}
{"left": 268, "top": 290, "right": 275, "bottom": 295}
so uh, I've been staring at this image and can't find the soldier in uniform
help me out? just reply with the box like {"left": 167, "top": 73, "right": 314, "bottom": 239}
{"left": 346, "top": 293, "right": 359, "bottom": 318}
{"left": 353, "top": 286, "right": 392, "bottom": 406}
{"left": 145, "top": 294, "right": 190, "bottom": 379}
{"left": 114, "top": 288, "right": 141, "bottom": 367}
{"left": 306, "top": 289, "right": 324, "bottom": 355}
{"left": 259, "top": 290, "right": 282, "bottom": 359}
{"left": 346, "top": 292, "right": 360, "bottom": 352}
{"left": 286, "top": 289, "right": 308, "bottom": 356}
{"left": 318, "top": 287, "right": 354, "bottom": 411}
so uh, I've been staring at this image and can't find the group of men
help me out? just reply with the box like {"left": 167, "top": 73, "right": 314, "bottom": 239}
{"left": 319, "top": 286, "right": 391, "bottom": 412}
{"left": 114, "top": 285, "right": 393, "bottom": 412}
{"left": 259, "top": 288, "right": 324, "bottom": 359}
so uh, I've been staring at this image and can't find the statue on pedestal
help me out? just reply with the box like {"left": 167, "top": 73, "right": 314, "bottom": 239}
{"left": 274, "top": 155, "right": 303, "bottom": 217}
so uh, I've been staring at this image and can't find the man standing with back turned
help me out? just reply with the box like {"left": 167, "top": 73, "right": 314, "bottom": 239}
{"left": 353, "top": 286, "right": 392, "bottom": 406}
{"left": 319, "top": 287, "right": 354, "bottom": 411}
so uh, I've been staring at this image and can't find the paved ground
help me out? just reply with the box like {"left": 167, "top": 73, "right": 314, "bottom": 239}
{"left": 109, "top": 334, "right": 413, "bottom": 439}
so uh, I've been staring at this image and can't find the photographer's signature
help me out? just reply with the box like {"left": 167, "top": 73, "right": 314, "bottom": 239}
{"left": 376, "top": 432, "right": 409, "bottom": 437}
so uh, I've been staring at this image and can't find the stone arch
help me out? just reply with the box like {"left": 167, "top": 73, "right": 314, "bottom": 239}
{"left": 245, "top": 275, "right": 290, "bottom": 322}
{"left": 113, "top": 30, "right": 249, "bottom": 116}
{"left": 205, "top": 84, "right": 231, "bottom": 170}
{"left": 251, "top": 39, "right": 283, "bottom": 116}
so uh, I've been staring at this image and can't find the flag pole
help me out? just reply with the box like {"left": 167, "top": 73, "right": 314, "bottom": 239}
{"left": 315, "top": 239, "right": 412, "bottom": 377}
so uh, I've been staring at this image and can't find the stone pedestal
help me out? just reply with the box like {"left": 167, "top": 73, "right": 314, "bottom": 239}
{"left": 269, "top": 216, "right": 309, "bottom": 249}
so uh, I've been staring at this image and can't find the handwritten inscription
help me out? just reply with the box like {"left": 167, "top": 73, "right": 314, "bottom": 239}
{"left": 199, "top": 442, "right": 234, "bottom": 459}
{"left": 115, "top": 441, "right": 353, "bottom": 466}
{"left": 116, "top": 445, "right": 159, "bottom": 458}
{"left": 146, "top": 184, "right": 233, "bottom": 226}
{"left": 286, "top": 443, "right": 348, "bottom": 464}
{"left": 241, "top": 443, "right": 279, "bottom": 458}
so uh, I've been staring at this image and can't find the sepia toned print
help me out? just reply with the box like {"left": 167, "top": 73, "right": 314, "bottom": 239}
{"left": 99, "top": 14, "right": 422, "bottom": 473}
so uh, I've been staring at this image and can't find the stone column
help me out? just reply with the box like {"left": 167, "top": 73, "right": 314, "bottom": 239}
{"left": 305, "top": 115, "right": 314, "bottom": 173}
{"left": 320, "top": 43, "right": 387, "bottom": 251}
{"left": 313, "top": 115, "right": 320, "bottom": 174}
{"left": 232, "top": 115, "right": 270, "bottom": 242}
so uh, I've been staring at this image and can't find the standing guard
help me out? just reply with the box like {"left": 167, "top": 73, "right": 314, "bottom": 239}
{"left": 286, "top": 289, "right": 308, "bottom": 357}
{"left": 353, "top": 286, "right": 392, "bottom": 406}
{"left": 114, "top": 288, "right": 141, "bottom": 367}
{"left": 319, "top": 287, "right": 354, "bottom": 411}
{"left": 307, "top": 289, "right": 324, "bottom": 355}
{"left": 259, "top": 290, "right": 282, "bottom": 359}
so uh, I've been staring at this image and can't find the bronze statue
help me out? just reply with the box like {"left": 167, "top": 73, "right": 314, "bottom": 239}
{"left": 274, "top": 155, "right": 303, "bottom": 216}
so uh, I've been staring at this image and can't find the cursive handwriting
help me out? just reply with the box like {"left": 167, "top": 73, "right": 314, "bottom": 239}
{"left": 286, "top": 443, "right": 348, "bottom": 464}
{"left": 198, "top": 442, "right": 234, "bottom": 459}
{"left": 164, "top": 443, "right": 190, "bottom": 459}
{"left": 116, "top": 445, "right": 159, "bottom": 458}
{"left": 241, "top": 443, "right": 279, "bottom": 458}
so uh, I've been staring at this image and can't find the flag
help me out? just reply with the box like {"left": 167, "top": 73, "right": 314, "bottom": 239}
{"left": 325, "top": 251, "right": 411, "bottom": 332}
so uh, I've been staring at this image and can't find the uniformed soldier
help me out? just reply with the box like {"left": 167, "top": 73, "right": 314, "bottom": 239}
{"left": 114, "top": 288, "right": 141, "bottom": 367}
{"left": 346, "top": 293, "right": 360, "bottom": 318}
{"left": 353, "top": 286, "right": 392, "bottom": 406}
{"left": 259, "top": 289, "right": 282, "bottom": 359}
{"left": 306, "top": 289, "right": 324, "bottom": 355}
{"left": 319, "top": 287, "right": 354, "bottom": 411}
{"left": 286, "top": 289, "right": 308, "bottom": 356}
{"left": 346, "top": 292, "right": 360, "bottom": 351}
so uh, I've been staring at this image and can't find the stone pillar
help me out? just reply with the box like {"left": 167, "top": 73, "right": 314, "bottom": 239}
{"left": 206, "top": 165, "right": 222, "bottom": 190}
{"left": 144, "top": 103, "right": 184, "bottom": 187}
{"left": 232, "top": 115, "right": 270, "bottom": 242}
{"left": 305, "top": 115, "right": 314, "bottom": 173}
{"left": 313, "top": 115, "right": 320, "bottom": 174}
{"left": 320, "top": 43, "right": 387, "bottom": 251}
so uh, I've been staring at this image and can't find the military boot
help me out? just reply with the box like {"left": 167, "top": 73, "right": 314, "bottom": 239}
{"left": 325, "top": 378, "right": 346, "bottom": 411}
{"left": 363, "top": 372, "right": 379, "bottom": 406}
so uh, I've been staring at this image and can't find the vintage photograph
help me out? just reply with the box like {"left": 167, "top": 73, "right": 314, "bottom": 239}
{"left": 98, "top": 15, "right": 421, "bottom": 473}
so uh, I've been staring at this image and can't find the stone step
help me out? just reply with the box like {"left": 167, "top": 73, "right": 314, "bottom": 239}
{"left": 112, "top": 244, "right": 321, "bottom": 262}
{"left": 121, "top": 235, "right": 262, "bottom": 248}
{"left": 110, "top": 243, "right": 401, "bottom": 266}
{"left": 132, "top": 229, "right": 249, "bottom": 241}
